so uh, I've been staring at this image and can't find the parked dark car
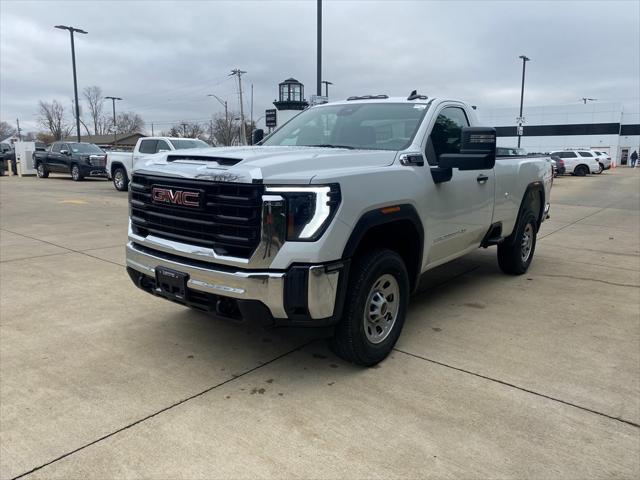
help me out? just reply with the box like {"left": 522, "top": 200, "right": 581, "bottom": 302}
{"left": 0, "top": 143, "right": 16, "bottom": 176}
{"left": 34, "top": 141, "right": 107, "bottom": 181}
{"left": 550, "top": 155, "right": 566, "bottom": 176}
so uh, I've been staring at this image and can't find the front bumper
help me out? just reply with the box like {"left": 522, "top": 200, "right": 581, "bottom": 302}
{"left": 126, "top": 241, "right": 345, "bottom": 326}
{"left": 80, "top": 164, "right": 107, "bottom": 177}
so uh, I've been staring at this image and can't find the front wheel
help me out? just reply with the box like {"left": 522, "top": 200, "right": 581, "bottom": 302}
{"left": 113, "top": 167, "right": 129, "bottom": 191}
{"left": 597, "top": 163, "right": 604, "bottom": 174}
{"left": 36, "top": 163, "right": 49, "bottom": 178}
{"left": 498, "top": 210, "right": 537, "bottom": 275}
{"left": 574, "top": 165, "right": 588, "bottom": 176}
{"left": 71, "top": 164, "right": 83, "bottom": 181}
{"left": 330, "top": 248, "right": 409, "bottom": 366}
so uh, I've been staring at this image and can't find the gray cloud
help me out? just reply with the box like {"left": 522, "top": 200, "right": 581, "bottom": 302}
{"left": 1, "top": 0, "right": 638, "bottom": 133}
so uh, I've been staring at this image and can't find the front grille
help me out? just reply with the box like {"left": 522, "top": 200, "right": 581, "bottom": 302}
{"left": 130, "top": 173, "right": 264, "bottom": 258}
{"left": 91, "top": 156, "right": 107, "bottom": 167}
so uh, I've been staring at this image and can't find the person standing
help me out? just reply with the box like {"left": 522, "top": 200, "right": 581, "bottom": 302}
{"left": 631, "top": 150, "right": 638, "bottom": 168}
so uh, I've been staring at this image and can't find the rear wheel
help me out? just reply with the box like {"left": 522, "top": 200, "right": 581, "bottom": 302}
{"left": 113, "top": 167, "right": 129, "bottom": 191}
{"left": 498, "top": 210, "right": 537, "bottom": 275}
{"left": 36, "top": 163, "right": 49, "bottom": 178}
{"left": 71, "top": 164, "right": 83, "bottom": 181}
{"left": 330, "top": 248, "right": 409, "bottom": 366}
{"left": 574, "top": 165, "right": 588, "bottom": 176}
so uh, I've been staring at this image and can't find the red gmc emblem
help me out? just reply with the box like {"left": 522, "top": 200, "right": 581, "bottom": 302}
{"left": 152, "top": 187, "right": 201, "bottom": 207}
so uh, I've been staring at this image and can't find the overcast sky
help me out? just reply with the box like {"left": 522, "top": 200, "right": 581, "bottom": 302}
{"left": 1, "top": 0, "right": 639, "bottom": 133}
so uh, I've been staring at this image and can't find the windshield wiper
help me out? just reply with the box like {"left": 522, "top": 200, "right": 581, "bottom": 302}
{"left": 306, "top": 144, "right": 355, "bottom": 150}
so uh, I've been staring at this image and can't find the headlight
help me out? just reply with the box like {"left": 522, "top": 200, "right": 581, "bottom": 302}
{"left": 265, "top": 184, "right": 340, "bottom": 241}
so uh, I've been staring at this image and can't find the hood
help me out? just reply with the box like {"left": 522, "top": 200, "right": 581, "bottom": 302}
{"left": 136, "top": 146, "right": 397, "bottom": 184}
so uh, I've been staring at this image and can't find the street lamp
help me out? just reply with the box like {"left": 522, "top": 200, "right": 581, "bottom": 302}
{"left": 55, "top": 25, "right": 87, "bottom": 143}
{"left": 207, "top": 94, "right": 228, "bottom": 122}
{"left": 321, "top": 80, "right": 333, "bottom": 98}
{"left": 105, "top": 96, "right": 122, "bottom": 147}
{"left": 517, "top": 55, "right": 530, "bottom": 148}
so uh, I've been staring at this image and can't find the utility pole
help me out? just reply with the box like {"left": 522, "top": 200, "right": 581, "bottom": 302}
{"left": 181, "top": 123, "right": 188, "bottom": 137}
{"left": 317, "top": 0, "right": 322, "bottom": 96}
{"left": 16, "top": 118, "right": 22, "bottom": 141}
{"left": 151, "top": 123, "right": 154, "bottom": 136}
{"left": 105, "top": 96, "right": 122, "bottom": 147}
{"left": 55, "top": 25, "right": 88, "bottom": 143}
{"left": 250, "top": 84, "right": 254, "bottom": 141}
{"left": 581, "top": 97, "right": 597, "bottom": 104}
{"left": 321, "top": 80, "right": 332, "bottom": 98}
{"left": 230, "top": 69, "right": 247, "bottom": 145}
{"left": 517, "top": 55, "right": 530, "bottom": 148}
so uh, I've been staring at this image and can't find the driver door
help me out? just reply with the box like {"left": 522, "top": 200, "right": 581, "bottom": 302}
{"left": 422, "top": 105, "right": 495, "bottom": 267}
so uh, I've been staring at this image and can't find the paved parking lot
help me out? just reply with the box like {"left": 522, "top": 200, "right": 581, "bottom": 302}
{"left": 1, "top": 169, "right": 639, "bottom": 479}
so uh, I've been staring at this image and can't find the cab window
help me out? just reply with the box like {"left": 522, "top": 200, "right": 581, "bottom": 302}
{"left": 427, "top": 107, "right": 469, "bottom": 165}
{"left": 156, "top": 140, "right": 171, "bottom": 152}
{"left": 138, "top": 140, "right": 158, "bottom": 154}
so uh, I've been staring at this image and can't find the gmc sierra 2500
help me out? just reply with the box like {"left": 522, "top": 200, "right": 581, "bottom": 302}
{"left": 126, "top": 93, "right": 552, "bottom": 366}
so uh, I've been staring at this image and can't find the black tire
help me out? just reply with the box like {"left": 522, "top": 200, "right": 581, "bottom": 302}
{"left": 574, "top": 165, "right": 588, "bottom": 176}
{"left": 329, "top": 248, "right": 409, "bottom": 366}
{"left": 36, "top": 163, "right": 49, "bottom": 178}
{"left": 597, "top": 163, "right": 604, "bottom": 174}
{"left": 497, "top": 210, "right": 537, "bottom": 275}
{"left": 113, "top": 167, "right": 129, "bottom": 191}
{"left": 0, "top": 159, "right": 4, "bottom": 176}
{"left": 71, "top": 164, "right": 83, "bottom": 181}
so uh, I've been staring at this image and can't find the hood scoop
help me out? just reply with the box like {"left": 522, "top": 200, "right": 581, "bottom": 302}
{"left": 166, "top": 154, "right": 242, "bottom": 166}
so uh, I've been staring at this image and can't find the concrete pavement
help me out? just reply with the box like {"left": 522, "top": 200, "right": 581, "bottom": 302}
{"left": 1, "top": 170, "right": 638, "bottom": 479}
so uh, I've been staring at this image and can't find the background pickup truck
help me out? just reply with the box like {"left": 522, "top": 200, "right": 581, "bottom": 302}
{"left": 0, "top": 143, "right": 15, "bottom": 176}
{"left": 106, "top": 136, "right": 209, "bottom": 191}
{"left": 126, "top": 94, "right": 552, "bottom": 366}
{"left": 34, "top": 141, "right": 107, "bottom": 181}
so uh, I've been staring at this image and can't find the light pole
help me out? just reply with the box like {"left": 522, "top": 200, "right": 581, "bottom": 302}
{"left": 517, "top": 55, "right": 530, "bottom": 148}
{"left": 55, "top": 25, "right": 87, "bottom": 143}
{"left": 207, "top": 94, "right": 228, "bottom": 123}
{"left": 105, "top": 96, "right": 122, "bottom": 147}
{"left": 321, "top": 80, "right": 332, "bottom": 98}
{"left": 317, "top": 0, "right": 322, "bottom": 96}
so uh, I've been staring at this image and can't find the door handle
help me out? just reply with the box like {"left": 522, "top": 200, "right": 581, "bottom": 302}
{"left": 477, "top": 174, "right": 489, "bottom": 184}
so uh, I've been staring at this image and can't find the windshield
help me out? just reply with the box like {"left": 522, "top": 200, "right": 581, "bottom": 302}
{"left": 169, "top": 139, "right": 209, "bottom": 150}
{"left": 70, "top": 143, "right": 104, "bottom": 154}
{"left": 262, "top": 103, "right": 430, "bottom": 151}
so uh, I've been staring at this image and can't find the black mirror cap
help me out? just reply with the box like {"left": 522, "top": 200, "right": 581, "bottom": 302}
{"left": 251, "top": 129, "right": 264, "bottom": 145}
{"left": 439, "top": 127, "right": 496, "bottom": 171}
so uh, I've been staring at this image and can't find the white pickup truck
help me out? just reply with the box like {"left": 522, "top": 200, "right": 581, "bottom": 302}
{"left": 125, "top": 94, "right": 552, "bottom": 366}
{"left": 106, "top": 136, "right": 209, "bottom": 191}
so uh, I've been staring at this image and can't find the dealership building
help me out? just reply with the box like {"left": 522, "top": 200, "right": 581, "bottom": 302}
{"left": 478, "top": 101, "right": 640, "bottom": 165}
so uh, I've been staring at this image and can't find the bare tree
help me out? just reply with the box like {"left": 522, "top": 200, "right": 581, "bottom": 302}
{"left": 167, "top": 122, "right": 205, "bottom": 139}
{"left": 212, "top": 112, "right": 240, "bottom": 146}
{"left": 116, "top": 112, "right": 145, "bottom": 133}
{"left": 0, "top": 121, "right": 15, "bottom": 139}
{"left": 37, "top": 100, "right": 72, "bottom": 140}
{"left": 83, "top": 86, "right": 104, "bottom": 135}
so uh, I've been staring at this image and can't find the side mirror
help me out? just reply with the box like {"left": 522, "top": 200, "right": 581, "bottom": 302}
{"left": 251, "top": 129, "right": 264, "bottom": 145}
{"left": 60, "top": 149, "right": 69, "bottom": 155}
{"left": 438, "top": 127, "right": 497, "bottom": 171}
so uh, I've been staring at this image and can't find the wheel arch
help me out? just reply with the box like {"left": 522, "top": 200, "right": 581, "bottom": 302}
{"left": 342, "top": 204, "right": 424, "bottom": 292}
{"left": 110, "top": 161, "right": 126, "bottom": 176}
{"left": 516, "top": 182, "right": 545, "bottom": 234}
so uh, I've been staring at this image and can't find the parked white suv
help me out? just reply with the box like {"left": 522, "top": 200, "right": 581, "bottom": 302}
{"left": 592, "top": 151, "right": 612, "bottom": 172}
{"left": 549, "top": 150, "right": 600, "bottom": 176}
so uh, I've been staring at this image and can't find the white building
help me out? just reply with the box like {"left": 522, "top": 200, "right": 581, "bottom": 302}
{"left": 477, "top": 101, "right": 640, "bottom": 165}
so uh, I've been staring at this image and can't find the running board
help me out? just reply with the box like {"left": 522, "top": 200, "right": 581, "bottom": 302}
{"left": 481, "top": 222, "right": 504, "bottom": 248}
